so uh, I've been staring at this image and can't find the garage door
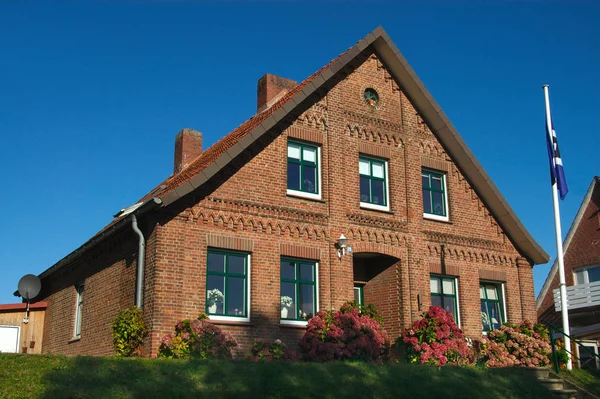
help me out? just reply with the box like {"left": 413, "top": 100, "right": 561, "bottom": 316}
{"left": 0, "top": 325, "right": 20, "bottom": 353}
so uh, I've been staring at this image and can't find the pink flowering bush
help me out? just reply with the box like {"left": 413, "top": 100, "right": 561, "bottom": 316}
{"left": 398, "top": 306, "right": 472, "bottom": 366}
{"left": 299, "top": 302, "right": 391, "bottom": 362}
{"left": 249, "top": 338, "right": 296, "bottom": 361}
{"left": 475, "top": 320, "right": 551, "bottom": 368}
{"left": 158, "top": 313, "right": 238, "bottom": 359}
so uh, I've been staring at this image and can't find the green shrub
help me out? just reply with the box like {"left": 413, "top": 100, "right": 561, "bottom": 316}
{"left": 299, "top": 302, "right": 390, "bottom": 362}
{"left": 158, "top": 315, "right": 238, "bottom": 359}
{"left": 249, "top": 338, "right": 296, "bottom": 361}
{"left": 475, "top": 320, "right": 551, "bottom": 367}
{"left": 111, "top": 306, "right": 147, "bottom": 357}
{"left": 397, "top": 306, "right": 472, "bottom": 366}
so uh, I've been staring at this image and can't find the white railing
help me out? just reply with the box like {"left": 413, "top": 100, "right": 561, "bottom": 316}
{"left": 554, "top": 281, "right": 600, "bottom": 311}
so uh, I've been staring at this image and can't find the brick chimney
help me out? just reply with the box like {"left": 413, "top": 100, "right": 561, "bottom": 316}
{"left": 257, "top": 73, "right": 297, "bottom": 113}
{"left": 174, "top": 128, "right": 203, "bottom": 174}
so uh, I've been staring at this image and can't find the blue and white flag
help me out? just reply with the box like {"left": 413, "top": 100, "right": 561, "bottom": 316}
{"left": 546, "top": 119, "right": 568, "bottom": 200}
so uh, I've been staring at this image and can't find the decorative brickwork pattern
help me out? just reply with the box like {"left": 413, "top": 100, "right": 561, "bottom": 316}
{"left": 421, "top": 155, "right": 449, "bottom": 172}
{"left": 280, "top": 244, "right": 321, "bottom": 260}
{"left": 37, "top": 36, "right": 540, "bottom": 358}
{"left": 479, "top": 269, "right": 507, "bottom": 282}
{"left": 206, "top": 234, "right": 254, "bottom": 252}
{"left": 287, "top": 126, "right": 324, "bottom": 144}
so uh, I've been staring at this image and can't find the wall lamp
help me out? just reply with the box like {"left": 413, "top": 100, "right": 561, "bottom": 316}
{"left": 335, "top": 234, "right": 352, "bottom": 259}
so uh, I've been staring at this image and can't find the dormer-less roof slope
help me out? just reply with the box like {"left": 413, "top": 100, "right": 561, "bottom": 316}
{"left": 536, "top": 176, "right": 600, "bottom": 308}
{"left": 26, "top": 27, "right": 548, "bottom": 292}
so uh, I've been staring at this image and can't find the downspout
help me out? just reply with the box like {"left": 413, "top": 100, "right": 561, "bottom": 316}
{"left": 131, "top": 214, "right": 145, "bottom": 308}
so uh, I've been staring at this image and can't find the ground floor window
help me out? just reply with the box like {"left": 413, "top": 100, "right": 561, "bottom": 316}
{"left": 74, "top": 285, "right": 84, "bottom": 337}
{"left": 206, "top": 249, "right": 249, "bottom": 319}
{"left": 353, "top": 284, "right": 364, "bottom": 306}
{"left": 577, "top": 343, "right": 600, "bottom": 370}
{"left": 480, "top": 282, "right": 504, "bottom": 332}
{"left": 430, "top": 275, "right": 459, "bottom": 323}
{"left": 280, "top": 258, "right": 317, "bottom": 322}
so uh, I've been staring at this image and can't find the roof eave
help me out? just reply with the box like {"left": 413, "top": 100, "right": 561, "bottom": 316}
{"left": 536, "top": 176, "right": 600, "bottom": 308}
{"left": 157, "top": 26, "right": 548, "bottom": 264}
{"left": 372, "top": 31, "right": 549, "bottom": 265}
{"left": 13, "top": 197, "right": 162, "bottom": 297}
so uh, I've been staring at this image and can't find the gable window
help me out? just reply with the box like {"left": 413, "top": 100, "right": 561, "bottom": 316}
{"left": 280, "top": 258, "right": 317, "bottom": 324}
{"left": 480, "top": 283, "right": 505, "bottom": 332}
{"left": 422, "top": 169, "right": 449, "bottom": 221}
{"left": 359, "top": 155, "right": 389, "bottom": 211}
{"left": 206, "top": 250, "right": 250, "bottom": 321}
{"left": 287, "top": 140, "right": 321, "bottom": 200}
{"left": 430, "top": 275, "right": 459, "bottom": 324}
{"left": 574, "top": 265, "right": 600, "bottom": 285}
{"left": 74, "top": 285, "right": 84, "bottom": 338}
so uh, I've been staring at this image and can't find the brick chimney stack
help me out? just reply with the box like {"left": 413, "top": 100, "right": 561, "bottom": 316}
{"left": 257, "top": 73, "right": 297, "bottom": 113}
{"left": 174, "top": 128, "right": 203, "bottom": 174}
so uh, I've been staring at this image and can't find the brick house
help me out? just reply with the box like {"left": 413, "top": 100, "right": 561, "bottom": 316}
{"left": 537, "top": 176, "right": 600, "bottom": 369}
{"left": 23, "top": 27, "right": 549, "bottom": 357}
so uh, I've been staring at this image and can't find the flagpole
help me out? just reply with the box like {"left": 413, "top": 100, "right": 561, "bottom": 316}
{"left": 543, "top": 84, "right": 572, "bottom": 371}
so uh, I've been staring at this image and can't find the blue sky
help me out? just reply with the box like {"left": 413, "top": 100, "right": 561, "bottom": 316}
{"left": 0, "top": 2, "right": 598, "bottom": 305}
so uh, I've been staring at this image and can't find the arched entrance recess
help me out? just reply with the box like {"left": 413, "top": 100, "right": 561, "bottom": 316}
{"left": 351, "top": 243, "right": 404, "bottom": 338}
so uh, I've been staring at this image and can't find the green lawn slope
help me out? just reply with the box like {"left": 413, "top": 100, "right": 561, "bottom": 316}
{"left": 0, "top": 354, "right": 554, "bottom": 399}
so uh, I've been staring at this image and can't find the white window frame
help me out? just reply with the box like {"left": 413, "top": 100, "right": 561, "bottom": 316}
{"left": 359, "top": 155, "right": 390, "bottom": 212}
{"left": 208, "top": 253, "right": 252, "bottom": 323}
{"left": 0, "top": 325, "right": 20, "bottom": 353}
{"left": 286, "top": 141, "right": 322, "bottom": 201}
{"left": 574, "top": 265, "right": 600, "bottom": 285}
{"left": 74, "top": 285, "right": 84, "bottom": 338}
{"left": 480, "top": 281, "right": 507, "bottom": 334}
{"left": 577, "top": 341, "right": 600, "bottom": 370}
{"left": 422, "top": 168, "right": 450, "bottom": 222}
{"left": 280, "top": 261, "right": 319, "bottom": 327}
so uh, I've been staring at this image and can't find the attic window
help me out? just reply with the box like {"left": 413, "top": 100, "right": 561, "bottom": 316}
{"left": 364, "top": 88, "right": 379, "bottom": 106}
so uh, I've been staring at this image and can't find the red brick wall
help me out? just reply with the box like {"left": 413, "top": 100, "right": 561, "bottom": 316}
{"left": 144, "top": 50, "right": 535, "bottom": 355}
{"left": 538, "top": 184, "right": 600, "bottom": 320}
{"left": 41, "top": 49, "right": 537, "bottom": 357}
{"left": 40, "top": 230, "right": 141, "bottom": 356}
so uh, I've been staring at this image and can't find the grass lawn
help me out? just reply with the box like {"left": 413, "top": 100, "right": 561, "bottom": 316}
{"left": 0, "top": 354, "right": 558, "bottom": 399}
{"left": 556, "top": 368, "right": 600, "bottom": 398}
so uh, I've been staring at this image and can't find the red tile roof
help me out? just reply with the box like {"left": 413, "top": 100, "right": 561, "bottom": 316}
{"left": 28, "top": 27, "right": 549, "bottom": 288}
{"left": 65, "top": 39, "right": 358, "bottom": 245}
{"left": 141, "top": 45, "right": 356, "bottom": 204}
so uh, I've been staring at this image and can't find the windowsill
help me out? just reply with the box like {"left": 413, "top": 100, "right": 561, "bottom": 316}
{"left": 280, "top": 320, "right": 308, "bottom": 328}
{"left": 360, "top": 203, "right": 391, "bottom": 213}
{"left": 68, "top": 336, "right": 81, "bottom": 344}
{"left": 208, "top": 315, "right": 250, "bottom": 324}
{"left": 286, "top": 190, "right": 324, "bottom": 202}
{"left": 423, "top": 213, "right": 450, "bottom": 223}
{"left": 209, "top": 319, "right": 253, "bottom": 327}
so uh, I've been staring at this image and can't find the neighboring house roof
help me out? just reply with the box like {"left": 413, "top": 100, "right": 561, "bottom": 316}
{"left": 536, "top": 176, "right": 600, "bottom": 309}
{"left": 20, "top": 26, "right": 549, "bottom": 295}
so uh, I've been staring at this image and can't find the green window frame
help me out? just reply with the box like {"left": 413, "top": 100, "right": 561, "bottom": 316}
{"left": 422, "top": 169, "right": 448, "bottom": 218}
{"left": 354, "top": 284, "right": 364, "bottom": 306}
{"left": 430, "top": 275, "right": 459, "bottom": 323}
{"left": 359, "top": 155, "right": 388, "bottom": 207}
{"left": 287, "top": 140, "right": 319, "bottom": 195}
{"left": 280, "top": 258, "right": 317, "bottom": 322}
{"left": 206, "top": 249, "right": 248, "bottom": 318}
{"left": 480, "top": 283, "right": 504, "bottom": 332}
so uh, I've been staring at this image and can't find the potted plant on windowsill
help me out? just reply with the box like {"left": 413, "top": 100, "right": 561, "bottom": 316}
{"left": 207, "top": 288, "right": 224, "bottom": 314}
{"left": 280, "top": 296, "right": 293, "bottom": 318}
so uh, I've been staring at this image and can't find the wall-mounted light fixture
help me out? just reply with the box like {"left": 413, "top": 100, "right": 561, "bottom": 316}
{"left": 335, "top": 234, "right": 351, "bottom": 259}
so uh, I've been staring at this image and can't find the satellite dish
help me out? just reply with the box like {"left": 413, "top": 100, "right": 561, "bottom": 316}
{"left": 18, "top": 274, "right": 41, "bottom": 300}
